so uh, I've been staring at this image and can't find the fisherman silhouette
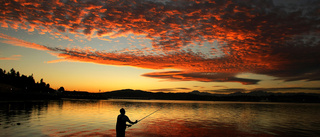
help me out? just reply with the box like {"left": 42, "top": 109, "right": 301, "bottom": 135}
{"left": 116, "top": 108, "right": 138, "bottom": 137}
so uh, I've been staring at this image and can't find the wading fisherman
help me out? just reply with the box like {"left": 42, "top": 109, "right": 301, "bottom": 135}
{"left": 116, "top": 108, "right": 138, "bottom": 137}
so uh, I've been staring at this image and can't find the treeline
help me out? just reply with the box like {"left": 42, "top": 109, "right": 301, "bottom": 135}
{"left": 0, "top": 68, "right": 54, "bottom": 93}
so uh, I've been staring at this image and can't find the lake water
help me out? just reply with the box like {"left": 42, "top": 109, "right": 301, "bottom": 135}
{"left": 0, "top": 99, "right": 319, "bottom": 137}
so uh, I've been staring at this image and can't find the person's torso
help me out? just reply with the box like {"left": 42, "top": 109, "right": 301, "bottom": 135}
{"left": 116, "top": 114, "right": 127, "bottom": 129}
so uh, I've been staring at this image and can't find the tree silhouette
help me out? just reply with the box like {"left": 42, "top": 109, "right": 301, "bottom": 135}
{"left": 10, "top": 68, "right": 16, "bottom": 77}
{"left": 16, "top": 71, "right": 20, "bottom": 77}
{"left": 58, "top": 87, "right": 65, "bottom": 92}
{"left": 0, "top": 68, "right": 54, "bottom": 93}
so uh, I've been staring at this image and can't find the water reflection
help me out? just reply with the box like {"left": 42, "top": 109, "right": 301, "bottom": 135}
{"left": 0, "top": 100, "right": 319, "bottom": 137}
{"left": 0, "top": 101, "right": 48, "bottom": 127}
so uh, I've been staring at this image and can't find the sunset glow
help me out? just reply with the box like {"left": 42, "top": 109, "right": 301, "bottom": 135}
{"left": 1, "top": 0, "right": 319, "bottom": 93}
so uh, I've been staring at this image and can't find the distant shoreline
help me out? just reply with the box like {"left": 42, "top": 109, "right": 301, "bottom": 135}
{"left": 2, "top": 68, "right": 320, "bottom": 103}
{"left": 1, "top": 89, "right": 320, "bottom": 103}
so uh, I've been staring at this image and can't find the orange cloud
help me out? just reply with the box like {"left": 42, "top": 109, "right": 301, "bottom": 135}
{"left": 0, "top": 33, "right": 50, "bottom": 51}
{"left": 1, "top": 32, "right": 320, "bottom": 85}
{"left": 142, "top": 71, "right": 260, "bottom": 85}
{"left": 0, "top": 55, "right": 21, "bottom": 60}
{"left": 149, "top": 87, "right": 192, "bottom": 92}
{"left": 1, "top": 0, "right": 319, "bottom": 84}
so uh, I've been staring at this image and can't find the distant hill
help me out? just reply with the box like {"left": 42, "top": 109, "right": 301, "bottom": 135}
{"left": 102, "top": 89, "right": 320, "bottom": 103}
{"left": 103, "top": 89, "right": 214, "bottom": 100}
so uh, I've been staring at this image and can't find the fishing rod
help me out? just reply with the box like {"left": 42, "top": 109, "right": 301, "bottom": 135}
{"left": 128, "top": 107, "right": 162, "bottom": 128}
{"left": 137, "top": 107, "right": 162, "bottom": 122}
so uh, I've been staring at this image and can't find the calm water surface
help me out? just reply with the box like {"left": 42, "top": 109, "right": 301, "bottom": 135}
{"left": 0, "top": 99, "right": 319, "bottom": 137}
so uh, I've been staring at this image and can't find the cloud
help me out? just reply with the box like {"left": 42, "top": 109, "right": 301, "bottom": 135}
{"left": 252, "top": 87, "right": 320, "bottom": 92}
{"left": 0, "top": 33, "right": 50, "bottom": 51}
{"left": 0, "top": 0, "right": 320, "bottom": 85}
{"left": 149, "top": 87, "right": 192, "bottom": 92}
{"left": 2, "top": 0, "right": 317, "bottom": 50}
{"left": 0, "top": 55, "right": 21, "bottom": 60}
{"left": 212, "top": 85, "right": 228, "bottom": 88}
{"left": 205, "top": 88, "right": 247, "bottom": 94}
{"left": 142, "top": 71, "right": 260, "bottom": 85}
{"left": 205, "top": 87, "right": 320, "bottom": 94}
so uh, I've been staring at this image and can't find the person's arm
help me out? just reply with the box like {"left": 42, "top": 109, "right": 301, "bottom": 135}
{"left": 126, "top": 120, "right": 137, "bottom": 127}
{"left": 125, "top": 116, "right": 138, "bottom": 125}
{"left": 128, "top": 120, "right": 138, "bottom": 124}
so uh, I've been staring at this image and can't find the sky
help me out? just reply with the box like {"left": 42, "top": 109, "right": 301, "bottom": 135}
{"left": 0, "top": 0, "right": 320, "bottom": 94}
